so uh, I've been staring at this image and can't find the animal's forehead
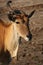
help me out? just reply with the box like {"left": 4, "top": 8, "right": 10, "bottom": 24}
{"left": 15, "top": 15, "right": 28, "bottom": 22}
{"left": 15, "top": 15, "right": 28, "bottom": 24}
{"left": 12, "top": 9, "right": 28, "bottom": 18}
{"left": 8, "top": 9, "right": 28, "bottom": 22}
{"left": 15, "top": 14, "right": 28, "bottom": 19}
{"left": 13, "top": 10, "right": 22, "bottom": 15}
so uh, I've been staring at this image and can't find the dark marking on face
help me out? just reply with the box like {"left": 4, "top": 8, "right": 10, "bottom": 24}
{"left": 13, "top": 10, "right": 21, "bottom": 15}
{"left": 8, "top": 13, "right": 16, "bottom": 21}
{"left": 29, "top": 33, "right": 32, "bottom": 40}
{"left": 8, "top": 9, "right": 22, "bottom": 21}
{"left": 22, "top": 19, "right": 25, "bottom": 24}
{"left": 26, "top": 19, "right": 32, "bottom": 41}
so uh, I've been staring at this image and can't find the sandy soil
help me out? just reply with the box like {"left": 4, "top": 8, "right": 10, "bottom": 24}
{"left": 9, "top": 5, "right": 43, "bottom": 65}
{"left": 0, "top": 1, "right": 43, "bottom": 65}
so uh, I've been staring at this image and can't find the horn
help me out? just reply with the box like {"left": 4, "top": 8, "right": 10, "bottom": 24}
{"left": 7, "top": 0, "right": 13, "bottom": 10}
{"left": 7, "top": 1, "right": 15, "bottom": 21}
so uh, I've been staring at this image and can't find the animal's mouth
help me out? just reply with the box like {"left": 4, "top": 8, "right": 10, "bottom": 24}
{"left": 25, "top": 33, "right": 32, "bottom": 41}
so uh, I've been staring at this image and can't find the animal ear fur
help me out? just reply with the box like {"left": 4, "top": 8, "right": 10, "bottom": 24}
{"left": 28, "top": 10, "right": 35, "bottom": 18}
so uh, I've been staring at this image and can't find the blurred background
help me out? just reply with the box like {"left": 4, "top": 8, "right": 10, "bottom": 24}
{"left": 0, "top": 0, "right": 43, "bottom": 65}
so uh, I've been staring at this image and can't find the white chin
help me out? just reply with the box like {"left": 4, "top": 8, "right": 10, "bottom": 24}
{"left": 25, "top": 37, "right": 29, "bottom": 41}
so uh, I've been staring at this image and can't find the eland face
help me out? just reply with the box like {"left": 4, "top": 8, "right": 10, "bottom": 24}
{"left": 8, "top": 10, "right": 35, "bottom": 41}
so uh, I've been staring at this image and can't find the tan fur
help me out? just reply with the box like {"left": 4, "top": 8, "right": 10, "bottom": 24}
{"left": 0, "top": 8, "right": 35, "bottom": 59}
{"left": 0, "top": 14, "right": 29, "bottom": 58}
{"left": 0, "top": 20, "right": 19, "bottom": 57}
{"left": 0, "top": 22, "right": 5, "bottom": 52}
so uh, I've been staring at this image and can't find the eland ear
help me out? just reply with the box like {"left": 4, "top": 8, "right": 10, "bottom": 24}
{"left": 28, "top": 10, "right": 35, "bottom": 18}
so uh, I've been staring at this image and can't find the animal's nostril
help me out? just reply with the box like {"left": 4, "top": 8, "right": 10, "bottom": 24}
{"left": 27, "top": 35, "right": 29, "bottom": 38}
{"left": 27, "top": 33, "right": 32, "bottom": 41}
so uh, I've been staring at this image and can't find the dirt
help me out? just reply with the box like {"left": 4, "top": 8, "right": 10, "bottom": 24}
{"left": 9, "top": 5, "right": 43, "bottom": 65}
{"left": 0, "top": 1, "right": 43, "bottom": 65}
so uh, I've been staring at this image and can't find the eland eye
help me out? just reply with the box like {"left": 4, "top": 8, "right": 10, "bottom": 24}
{"left": 16, "top": 22, "right": 20, "bottom": 24}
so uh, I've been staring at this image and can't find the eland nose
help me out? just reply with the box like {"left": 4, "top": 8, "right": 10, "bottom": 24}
{"left": 27, "top": 33, "right": 32, "bottom": 41}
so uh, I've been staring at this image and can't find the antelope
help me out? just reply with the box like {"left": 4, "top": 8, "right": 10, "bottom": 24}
{"left": 0, "top": 1, "right": 35, "bottom": 60}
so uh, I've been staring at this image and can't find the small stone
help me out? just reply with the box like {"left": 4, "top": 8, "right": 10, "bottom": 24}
{"left": 41, "top": 51, "right": 43, "bottom": 54}
{"left": 23, "top": 53, "right": 26, "bottom": 57}
{"left": 25, "top": 62, "right": 29, "bottom": 65}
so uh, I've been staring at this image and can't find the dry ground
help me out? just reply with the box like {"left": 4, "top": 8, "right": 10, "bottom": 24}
{"left": 0, "top": 0, "right": 43, "bottom": 65}
{"left": 9, "top": 5, "right": 43, "bottom": 65}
